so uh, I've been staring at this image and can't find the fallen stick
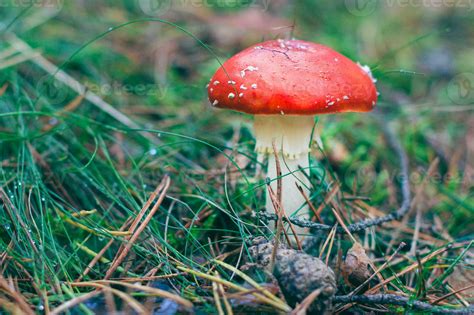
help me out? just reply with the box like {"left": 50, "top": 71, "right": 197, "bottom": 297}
{"left": 333, "top": 294, "right": 474, "bottom": 314}
{"left": 104, "top": 176, "right": 170, "bottom": 279}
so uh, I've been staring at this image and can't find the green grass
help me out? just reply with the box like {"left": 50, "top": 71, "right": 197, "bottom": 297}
{"left": 1, "top": 1, "right": 473, "bottom": 314}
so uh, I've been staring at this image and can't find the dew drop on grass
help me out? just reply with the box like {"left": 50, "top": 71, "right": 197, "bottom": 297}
{"left": 108, "top": 27, "right": 113, "bottom": 31}
{"left": 149, "top": 148, "right": 158, "bottom": 156}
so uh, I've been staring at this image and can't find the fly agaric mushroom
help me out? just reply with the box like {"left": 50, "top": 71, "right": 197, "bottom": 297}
{"left": 208, "top": 39, "right": 377, "bottom": 237}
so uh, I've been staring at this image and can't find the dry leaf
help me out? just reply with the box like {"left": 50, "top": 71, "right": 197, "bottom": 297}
{"left": 342, "top": 242, "right": 372, "bottom": 290}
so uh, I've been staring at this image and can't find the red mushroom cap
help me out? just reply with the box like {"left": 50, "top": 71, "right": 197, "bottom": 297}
{"left": 208, "top": 39, "right": 378, "bottom": 115}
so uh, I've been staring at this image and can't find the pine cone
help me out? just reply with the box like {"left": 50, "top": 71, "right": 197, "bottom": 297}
{"left": 248, "top": 237, "right": 336, "bottom": 314}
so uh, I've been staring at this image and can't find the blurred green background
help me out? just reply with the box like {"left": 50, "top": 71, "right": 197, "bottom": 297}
{"left": 0, "top": 0, "right": 473, "bottom": 313}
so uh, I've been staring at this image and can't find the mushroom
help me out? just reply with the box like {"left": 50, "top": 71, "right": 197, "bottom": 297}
{"left": 208, "top": 39, "right": 377, "bottom": 238}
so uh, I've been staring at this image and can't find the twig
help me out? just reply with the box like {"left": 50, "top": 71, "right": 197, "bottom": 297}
{"left": 104, "top": 176, "right": 170, "bottom": 279}
{"left": 177, "top": 266, "right": 292, "bottom": 312}
{"left": 269, "top": 140, "right": 287, "bottom": 266}
{"left": 49, "top": 290, "right": 101, "bottom": 315}
{"left": 325, "top": 226, "right": 337, "bottom": 266}
{"left": 314, "top": 185, "right": 340, "bottom": 220}
{"left": 215, "top": 272, "right": 233, "bottom": 315}
{"left": 350, "top": 242, "right": 406, "bottom": 296}
{"left": 329, "top": 200, "right": 357, "bottom": 243}
{"left": 0, "top": 83, "right": 8, "bottom": 96}
{"left": 266, "top": 184, "right": 292, "bottom": 249}
{"left": 212, "top": 273, "right": 225, "bottom": 315}
{"left": 445, "top": 284, "right": 470, "bottom": 308}
{"left": 291, "top": 288, "right": 322, "bottom": 315}
{"left": 89, "top": 280, "right": 193, "bottom": 309}
{"left": 0, "top": 49, "right": 41, "bottom": 70}
{"left": 296, "top": 183, "right": 323, "bottom": 223}
{"left": 0, "top": 277, "right": 35, "bottom": 315}
{"left": 75, "top": 219, "right": 132, "bottom": 281}
{"left": 66, "top": 282, "right": 145, "bottom": 314}
{"left": 367, "top": 245, "right": 449, "bottom": 294}
{"left": 410, "top": 158, "right": 440, "bottom": 257}
{"left": 0, "top": 46, "right": 18, "bottom": 60}
{"left": 272, "top": 141, "right": 282, "bottom": 215}
{"left": 319, "top": 224, "right": 337, "bottom": 260}
{"left": 429, "top": 241, "right": 473, "bottom": 290}
{"left": 267, "top": 183, "right": 302, "bottom": 250}
{"left": 333, "top": 294, "right": 474, "bottom": 314}
{"left": 213, "top": 259, "right": 285, "bottom": 306}
{"left": 431, "top": 284, "right": 474, "bottom": 305}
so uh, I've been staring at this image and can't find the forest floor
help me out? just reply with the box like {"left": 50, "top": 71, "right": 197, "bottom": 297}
{"left": 0, "top": 1, "right": 473, "bottom": 314}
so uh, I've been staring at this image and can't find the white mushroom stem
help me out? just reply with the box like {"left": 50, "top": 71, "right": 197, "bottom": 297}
{"left": 265, "top": 153, "right": 310, "bottom": 234}
{"left": 254, "top": 115, "right": 316, "bottom": 238}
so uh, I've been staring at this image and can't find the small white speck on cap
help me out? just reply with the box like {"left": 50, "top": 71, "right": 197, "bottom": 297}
{"left": 327, "top": 101, "right": 335, "bottom": 106}
{"left": 251, "top": 84, "right": 257, "bottom": 89}
{"left": 228, "top": 80, "right": 236, "bottom": 85}
{"left": 334, "top": 58, "right": 339, "bottom": 62}
{"left": 240, "top": 84, "right": 247, "bottom": 90}
{"left": 213, "top": 81, "right": 220, "bottom": 85}
{"left": 296, "top": 44, "right": 308, "bottom": 50}
{"left": 372, "top": 101, "right": 376, "bottom": 106}
{"left": 239, "top": 93, "right": 244, "bottom": 98}
{"left": 280, "top": 110, "right": 285, "bottom": 115}
{"left": 357, "top": 62, "right": 377, "bottom": 83}
{"left": 210, "top": 88, "right": 214, "bottom": 92}
{"left": 277, "top": 39, "right": 286, "bottom": 48}
{"left": 241, "top": 66, "right": 259, "bottom": 78}
{"left": 212, "top": 100, "right": 219, "bottom": 106}
{"left": 337, "top": 98, "right": 340, "bottom": 102}
{"left": 254, "top": 46, "right": 263, "bottom": 50}
{"left": 343, "top": 95, "right": 349, "bottom": 100}
{"left": 228, "top": 93, "right": 235, "bottom": 99}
